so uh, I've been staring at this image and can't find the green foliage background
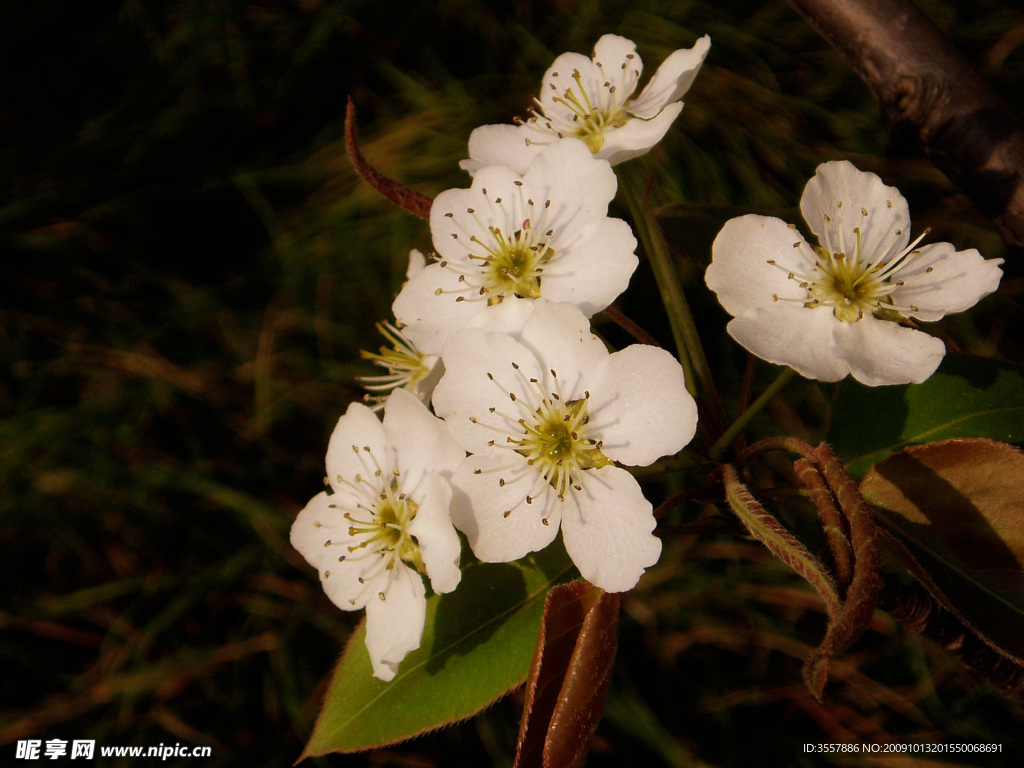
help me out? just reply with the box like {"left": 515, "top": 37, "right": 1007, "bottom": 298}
{"left": 2, "top": 0, "right": 1022, "bottom": 765}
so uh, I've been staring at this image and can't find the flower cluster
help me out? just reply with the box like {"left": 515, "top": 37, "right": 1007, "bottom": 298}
{"left": 291, "top": 34, "right": 708, "bottom": 680}
{"left": 292, "top": 35, "right": 1005, "bottom": 683}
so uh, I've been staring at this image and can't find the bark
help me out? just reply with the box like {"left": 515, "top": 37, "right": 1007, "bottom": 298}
{"left": 787, "top": 0, "right": 1024, "bottom": 252}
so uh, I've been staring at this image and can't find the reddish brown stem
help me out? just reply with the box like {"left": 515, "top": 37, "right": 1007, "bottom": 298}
{"left": 344, "top": 98, "right": 434, "bottom": 220}
{"left": 597, "top": 304, "right": 662, "bottom": 348}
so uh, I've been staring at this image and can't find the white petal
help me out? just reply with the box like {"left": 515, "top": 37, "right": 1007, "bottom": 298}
{"left": 627, "top": 35, "right": 710, "bottom": 119}
{"left": 560, "top": 466, "right": 661, "bottom": 593}
{"left": 408, "top": 474, "right": 462, "bottom": 595}
{"left": 726, "top": 304, "right": 853, "bottom": 382}
{"left": 461, "top": 123, "right": 540, "bottom": 176}
{"left": 430, "top": 165, "right": 524, "bottom": 264}
{"left": 363, "top": 564, "right": 426, "bottom": 681}
{"left": 592, "top": 34, "right": 643, "bottom": 85}
{"left": 587, "top": 344, "right": 697, "bottom": 466}
{"left": 536, "top": 217, "right": 638, "bottom": 316}
{"left": 392, "top": 262, "right": 485, "bottom": 356}
{"left": 893, "top": 242, "right": 1003, "bottom": 322}
{"left": 706, "top": 214, "right": 811, "bottom": 317}
{"left": 833, "top": 318, "right": 946, "bottom": 386}
{"left": 800, "top": 160, "right": 911, "bottom": 262}
{"left": 291, "top": 492, "right": 380, "bottom": 611}
{"left": 325, "top": 402, "right": 388, "bottom": 494}
{"left": 523, "top": 139, "right": 618, "bottom": 231}
{"left": 599, "top": 103, "right": 683, "bottom": 165}
{"left": 519, "top": 301, "right": 608, "bottom": 399}
{"left": 384, "top": 388, "right": 464, "bottom": 490}
{"left": 432, "top": 328, "right": 544, "bottom": 454}
{"left": 406, "top": 249, "right": 426, "bottom": 280}
{"left": 448, "top": 450, "right": 560, "bottom": 562}
{"left": 537, "top": 52, "right": 604, "bottom": 121}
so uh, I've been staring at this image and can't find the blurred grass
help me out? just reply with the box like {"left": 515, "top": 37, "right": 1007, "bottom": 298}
{"left": 2, "top": 0, "right": 1022, "bottom": 765}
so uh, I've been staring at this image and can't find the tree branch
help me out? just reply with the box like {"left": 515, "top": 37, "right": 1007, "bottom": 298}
{"left": 787, "top": 0, "right": 1024, "bottom": 251}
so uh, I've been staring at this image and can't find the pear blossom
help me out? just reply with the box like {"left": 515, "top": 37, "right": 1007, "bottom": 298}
{"left": 290, "top": 388, "right": 465, "bottom": 681}
{"left": 360, "top": 251, "right": 443, "bottom": 410}
{"left": 706, "top": 161, "right": 1003, "bottom": 386}
{"left": 359, "top": 321, "right": 443, "bottom": 410}
{"left": 432, "top": 301, "right": 698, "bottom": 593}
{"left": 460, "top": 34, "right": 711, "bottom": 175}
{"left": 393, "top": 139, "right": 638, "bottom": 355}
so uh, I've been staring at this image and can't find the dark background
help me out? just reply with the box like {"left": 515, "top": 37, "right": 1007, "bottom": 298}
{"left": 3, "top": 0, "right": 1022, "bottom": 765}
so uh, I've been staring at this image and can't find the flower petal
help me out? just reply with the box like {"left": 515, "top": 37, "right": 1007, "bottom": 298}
{"left": 408, "top": 474, "right": 462, "bottom": 595}
{"left": 592, "top": 34, "right": 643, "bottom": 84}
{"left": 726, "top": 304, "right": 853, "bottom": 382}
{"left": 460, "top": 123, "right": 539, "bottom": 176}
{"left": 518, "top": 301, "right": 609, "bottom": 398}
{"left": 324, "top": 402, "right": 389, "bottom": 494}
{"left": 799, "top": 160, "right": 911, "bottom": 262}
{"left": 833, "top": 318, "right": 946, "bottom": 386}
{"left": 537, "top": 51, "right": 605, "bottom": 120}
{"left": 587, "top": 344, "right": 697, "bottom": 466}
{"left": 599, "top": 103, "right": 682, "bottom": 165}
{"left": 522, "top": 139, "right": 618, "bottom": 232}
{"left": 560, "top": 465, "right": 661, "bottom": 593}
{"left": 449, "top": 450, "right": 560, "bottom": 562}
{"left": 394, "top": 264, "right": 536, "bottom": 356}
{"left": 430, "top": 165, "right": 525, "bottom": 264}
{"left": 433, "top": 328, "right": 544, "bottom": 454}
{"left": 533, "top": 217, "right": 638, "bottom": 316}
{"left": 384, "top": 388, "right": 464, "bottom": 492}
{"left": 290, "top": 492, "right": 378, "bottom": 611}
{"left": 627, "top": 35, "right": 710, "bottom": 119}
{"left": 706, "top": 214, "right": 811, "bottom": 317}
{"left": 406, "top": 249, "right": 426, "bottom": 280}
{"left": 893, "top": 242, "right": 1003, "bottom": 322}
{"left": 363, "top": 564, "right": 427, "bottom": 681}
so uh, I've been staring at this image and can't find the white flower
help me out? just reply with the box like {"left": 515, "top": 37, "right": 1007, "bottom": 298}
{"left": 359, "top": 320, "right": 443, "bottom": 411}
{"left": 432, "top": 301, "right": 698, "bottom": 593}
{"left": 290, "top": 388, "right": 465, "bottom": 681}
{"left": 360, "top": 251, "right": 443, "bottom": 410}
{"left": 706, "top": 160, "right": 1004, "bottom": 386}
{"left": 393, "top": 139, "right": 638, "bottom": 355}
{"left": 459, "top": 34, "right": 711, "bottom": 175}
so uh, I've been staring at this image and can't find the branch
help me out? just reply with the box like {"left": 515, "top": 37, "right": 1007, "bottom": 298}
{"left": 787, "top": 0, "right": 1024, "bottom": 251}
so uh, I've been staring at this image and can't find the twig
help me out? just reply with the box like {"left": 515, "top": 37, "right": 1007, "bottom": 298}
{"left": 787, "top": 0, "right": 1024, "bottom": 251}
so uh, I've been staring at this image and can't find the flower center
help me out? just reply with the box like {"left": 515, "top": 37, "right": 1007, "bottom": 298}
{"left": 806, "top": 245, "right": 890, "bottom": 323}
{"left": 512, "top": 393, "right": 611, "bottom": 500}
{"left": 524, "top": 64, "right": 638, "bottom": 154}
{"left": 485, "top": 229, "right": 547, "bottom": 300}
{"left": 770, "top": 223, "right": 929, "bottom": 323}
{"left": 327, "top": 446, "right": 425, "bottom": 593}
{"left": 439, "top": 197, "right": 558, "bottom": 306}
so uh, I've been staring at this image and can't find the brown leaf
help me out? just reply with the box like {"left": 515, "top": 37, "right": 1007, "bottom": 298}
{"left": 514, "top": 582, "right": 619, "bottom": 768}
{"left": 861, "top": 438, "right": 1024, "bottom": 664}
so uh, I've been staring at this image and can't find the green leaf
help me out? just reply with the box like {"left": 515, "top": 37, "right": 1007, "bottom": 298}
{"left": 829, "top": 354, "right": 1024, "bottom": 478}
{"left": 515, "top": 582, "right": 619, "bottom": 768}
{"left": 860, "top": 439, "right": 1024, "bottom": 664}
{"left": 300, "top": 542, "right": 574, "bottom": 758}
